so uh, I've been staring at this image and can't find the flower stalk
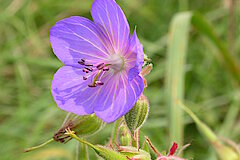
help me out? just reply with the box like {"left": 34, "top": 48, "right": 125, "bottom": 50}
{"left": 24, "top": 138, "right": 54, "bottom": 153}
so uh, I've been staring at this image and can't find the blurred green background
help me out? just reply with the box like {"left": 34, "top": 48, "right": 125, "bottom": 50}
{"left": 0, "top": 0, "right": 240, "bottom": 159}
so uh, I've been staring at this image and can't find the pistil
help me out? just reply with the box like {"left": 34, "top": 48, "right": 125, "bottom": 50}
{"left": 88, "top": 70, "right": 102, "bottom": 87}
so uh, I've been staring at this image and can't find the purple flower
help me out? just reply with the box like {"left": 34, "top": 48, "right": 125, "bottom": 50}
{"left": 49, "top": 0, "right": 144, "bottom": 123}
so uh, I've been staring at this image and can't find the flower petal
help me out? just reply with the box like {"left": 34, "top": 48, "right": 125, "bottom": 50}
{"left": 126, "top": 28, "right": 144, "bottom": 81}
{"left": 49, "top": 16, "right": 111, "bottom": 67}
{"left": 94, "top": 73, "right": 144, "bottom": 123}
{"left": 51, "top": 66, "right": 97, "bottom": 115}
{"left": 91, "top": 0, "right": 130, "bottom": 53}
{"left": 51, "top": 66, "right": 144, "bottom": 123}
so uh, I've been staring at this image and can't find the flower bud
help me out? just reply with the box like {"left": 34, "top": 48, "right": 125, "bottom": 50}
{"left": 213, "top": 141, "right": 239, "bottom": 160}
{"left": 124, "top": 94, "right": 149, "bottom": 133}
{"left": 118, "top": 123, "right": 132, "bottom": 146}
{"left": 118, "top": 146, "right": 151, "bottom": 160}
{"left": 53, "top": 113, "right": 106, "bottom": 143}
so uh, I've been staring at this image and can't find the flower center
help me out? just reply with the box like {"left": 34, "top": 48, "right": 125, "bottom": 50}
{"left": 78, "top": 59, "right": 109, "bottom": 88}
{"left": 77, "top": 54, "right": 125, "bottom": 88}
{"left": 108, "top": 54, "right": 125, "bottom": 72}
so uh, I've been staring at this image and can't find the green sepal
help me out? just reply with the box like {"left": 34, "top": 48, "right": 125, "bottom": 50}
{"left": 118, "top": 123, "right": 132, "bottom": 146}
{"left": 118, "top": 146, "right": 151, "bottom": 160}
{"left": 72, "top": 114, "right": 106, "bottom": 137}
{"left": 93, "top": 145, "right": 128, "bottom": 160}
{"left": 54, "top": 113, "right": 106, "bottom": 142}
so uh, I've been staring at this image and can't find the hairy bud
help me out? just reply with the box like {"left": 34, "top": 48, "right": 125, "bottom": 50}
{"left": 124, "top": 94, "right": 149, "bottom": 133}
{"left": 118, "top": 123, "right": 132, "bottom": 146}
{"left": 53, "top": 113, "right": 106, "bottom": 143}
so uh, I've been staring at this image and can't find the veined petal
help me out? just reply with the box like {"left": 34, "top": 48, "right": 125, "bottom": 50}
{"left": 94, "top": 74, "right": 144, "bottom": 123}
{"left": 91, "top": 0, "right": 130, "bottom": 53}
{"left": 50, "top": 1, "right": 145, "bottom": 123}
{"left": 49, "top": 16, "right": 111, "bottom": 67}
{"left": 126, "top": 28, "right": 144, "bottom": 81}
{"left": 51, "top": 66, "right": 97, "bottom": 115}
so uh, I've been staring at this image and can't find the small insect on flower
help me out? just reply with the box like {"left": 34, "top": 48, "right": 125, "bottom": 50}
{"left": 50, "top": 0, "right": 145, "bottom": 123}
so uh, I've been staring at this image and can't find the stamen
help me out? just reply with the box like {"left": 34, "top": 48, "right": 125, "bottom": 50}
{"left": 83, "top": 68, "right": 89, "bottom": 73}
{"left": 85, "top": 64, "right": 93, "bottom": 67}
{"left": 84, "top": 67, "right": 93, "bottom": 72}
{"left": 78, "top": 61, "right": 85, "bottom": 65}
{"left": 95, "top": 81, "right": 104, "bottom": 86}
{"left": 88, "top": 84, "right": 96, "bottom": 87}
{"left": 97, "top": 63, "right": 105, "bottom": 70}
{"left": 81, "top": 58, "right": 85, "bottom": 62}
{"left": 103, "top": 67, "right": 109, "bottom": 71}
{"left": 81, "top": 60, "right": 110, "bottom": 88}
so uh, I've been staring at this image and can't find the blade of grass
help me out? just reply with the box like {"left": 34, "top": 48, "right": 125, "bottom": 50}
{"left": 191, "top": 12, "right": 240, "bottom": 86}
{"left": 178, "top": 101, "right": 239, "bottom": 160}
{"left": 219, "top": 91, "right": 240, "bottom": 137}
{"left": 178, "top": 0, "right": 189, "bottom": 11}
{"left": 1, "top": 54, "right": 62, "bottom": 69}
{"left": 13, "top": 46, "right": 32, "bottom": 122}
{"left": 166, "top": 10, "right": 240, "bottom": 149}
{"left": 166, "top": 12, "right": 192, "bottom": 146}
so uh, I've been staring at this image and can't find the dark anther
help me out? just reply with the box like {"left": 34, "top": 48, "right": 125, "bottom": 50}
{"left": 97, "top": 63, "right": 105, "bottom": 70}
{"left": 83, "top": 68, "right": 89, "bottom": 73}
{"left": 88, "top": 84, "right": 96, "bottom": 87}
{"left": 78, "top": 61, "right": 85, "bottom": 65}
{"left": 83, "top": 76, "right": 87, "bottom": 80}
{"left": 85, "top": 67, "right": 93, "bottom": 72}
{"left": 85, "top": 64, "right": 93, "bottom": 67}
{"left": 103, "top": 67, "right": 109, "bottom": 71}
{"left": 95, "top": 81, "right": 104, "bottom": 86}
{"left": 81, "top": 58, "right": 85, "bottom": 62}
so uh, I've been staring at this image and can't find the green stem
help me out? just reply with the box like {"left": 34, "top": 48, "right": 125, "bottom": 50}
{"left": 178, "top": 101, "right": 217, "bottom": 142}
{"left": 136, "top": 129, "right": 139, "bottom": 150}
{"left": 112, "top": 118, "right": 122, "bottom": 144}
{"left": 76, "top": 141, "right": 89, "bottom": 160}
{"left": 24, "top": 138, "right": 54, "bottom": 153}
{"left": 219, "top": 92, "right": 240, "bottom": 136}
{"left": 67, "top": 132, "right": 95, "bottom": 149}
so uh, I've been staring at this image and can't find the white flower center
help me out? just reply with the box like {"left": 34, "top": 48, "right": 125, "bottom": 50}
{"left": 108, "top": 54, "right": 125, "bottom": 72}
